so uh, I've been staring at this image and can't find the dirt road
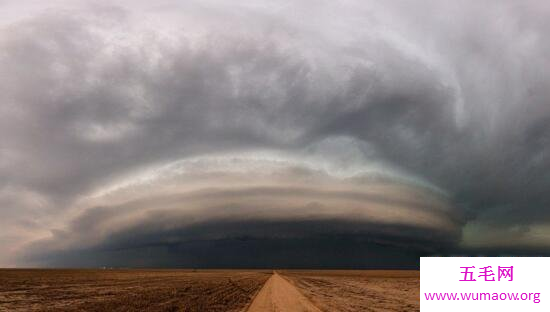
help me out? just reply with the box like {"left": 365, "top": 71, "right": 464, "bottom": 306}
{"left": 247, "top": 272, "right": 321, "bottom": 312}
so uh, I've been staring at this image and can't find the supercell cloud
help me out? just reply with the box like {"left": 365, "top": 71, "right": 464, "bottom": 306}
{"left": 0, "top": 0, "right": 549, "bottom": 267}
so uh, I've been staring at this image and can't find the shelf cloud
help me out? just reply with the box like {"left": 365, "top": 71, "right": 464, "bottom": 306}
{"left": 1, "top": 0, "right": 549, "bottom": 267}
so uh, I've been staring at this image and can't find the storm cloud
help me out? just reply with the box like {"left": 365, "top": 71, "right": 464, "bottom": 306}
{"left": 1, "top": 0, "right": 549, "bottom": 267}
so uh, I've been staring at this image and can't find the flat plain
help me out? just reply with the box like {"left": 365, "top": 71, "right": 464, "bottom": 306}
{"left": 0, "top": 269, "right": 419, "bottom": 312}
{"left": 0, "top": 269, "right": 270, "bottom": 312}
{"left": 281, "top": 270, "right": 420, "bottom": 312}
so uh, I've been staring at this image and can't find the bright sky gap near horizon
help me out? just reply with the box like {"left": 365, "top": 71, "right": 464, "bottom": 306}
{"left": 1, "top": 0, "right": 549, "bottom": 268}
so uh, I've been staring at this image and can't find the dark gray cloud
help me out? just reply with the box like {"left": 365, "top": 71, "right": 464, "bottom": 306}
{"left": 17, "top": 157, "right": 460, "bottom": 267}
{"left": 1, "top": 0, "right": 549, "bottom": 267}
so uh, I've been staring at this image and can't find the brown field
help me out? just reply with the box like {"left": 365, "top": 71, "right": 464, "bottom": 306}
{"left": 281, "top": 270, "right": 420, "bottom": 312}
{"left": 0, "top": 269, "right": 270, "bottom": 312}
{"left": 0, "top": 269, "right": 419, "bottom": 312}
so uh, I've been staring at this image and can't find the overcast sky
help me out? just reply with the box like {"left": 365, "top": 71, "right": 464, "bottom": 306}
{"left": 1, "top": 0, "right": 549, "bottom": 267}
